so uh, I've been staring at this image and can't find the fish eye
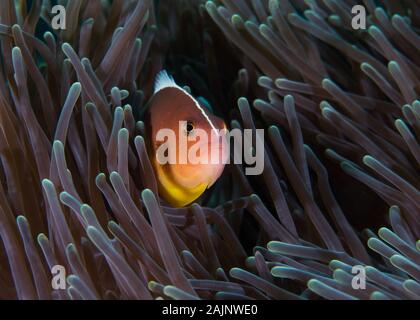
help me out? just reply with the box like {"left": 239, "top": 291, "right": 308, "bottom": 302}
{"left": 184, "top": 120, "right": 195, "bottom": 136}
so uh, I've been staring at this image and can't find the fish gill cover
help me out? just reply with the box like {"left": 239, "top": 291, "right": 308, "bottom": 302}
{"left": 0, "top": 0, "right": 418, "bottom": 300}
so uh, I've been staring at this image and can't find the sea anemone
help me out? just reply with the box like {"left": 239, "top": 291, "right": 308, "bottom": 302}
{"left": 0, "top": 0, "right": 418, "bottom": 300}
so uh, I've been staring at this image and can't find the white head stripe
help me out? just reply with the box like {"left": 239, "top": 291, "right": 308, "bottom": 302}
{"left": 154, "top": 70, "right": 218, "bottom": 133}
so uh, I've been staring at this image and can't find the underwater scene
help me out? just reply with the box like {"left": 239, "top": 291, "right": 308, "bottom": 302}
{"left": 0, "top": 0, "right": 419, "bottom": 301}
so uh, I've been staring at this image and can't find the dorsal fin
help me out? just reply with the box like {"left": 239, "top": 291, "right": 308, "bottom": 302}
{"left": 154, "top": 70, "right": 180, "bottom": 93}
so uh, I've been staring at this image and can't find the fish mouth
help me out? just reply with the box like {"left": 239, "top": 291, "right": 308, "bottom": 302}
{"left": 169, "top": 139, "right": 228, "bottom": 189}
{"left": 207, "top": 163, "right": 225, "bottom": 188}
{"left": 206, "top": 145, "right": 228, "bottom": 188}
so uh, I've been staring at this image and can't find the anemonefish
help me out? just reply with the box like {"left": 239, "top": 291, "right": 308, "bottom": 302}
{"left": 145, "top": 70, "right": 228, "bottom": 207}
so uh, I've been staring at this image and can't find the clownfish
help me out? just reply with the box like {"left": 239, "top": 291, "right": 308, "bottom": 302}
{"left": 145, "top": 70, "right": 228, "bottom": 207}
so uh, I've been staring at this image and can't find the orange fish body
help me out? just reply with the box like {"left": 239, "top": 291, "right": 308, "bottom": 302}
{"left": 146, "top": 71, "right": 227, "bottom": 207}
